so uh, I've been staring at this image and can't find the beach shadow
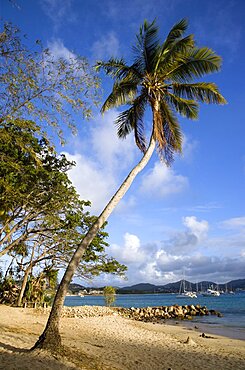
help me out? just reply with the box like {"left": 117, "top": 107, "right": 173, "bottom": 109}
{"left": 0, "top": 341, "right": 29, "bottom": 353}
{"left": 0, "top": 345, "right": 80, "bottom": 370}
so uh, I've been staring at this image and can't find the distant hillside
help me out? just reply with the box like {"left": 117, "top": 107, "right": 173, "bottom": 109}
{"left": 223, "top": 279, "right": 245, "bottom": 290}
{"left": 119, "top": 283, "right": 158, "bottom": 293}
{"left": 69, "top": 283, "right": 86, "bottom": 292}
{"left": 118, "top": 280, "right": 218, "bottom": 294}
{"left": 69, "top": 279, "right": 245, "bottom": 294}
{"left": 117, "top": 279, "right": 245, "bottom": 294}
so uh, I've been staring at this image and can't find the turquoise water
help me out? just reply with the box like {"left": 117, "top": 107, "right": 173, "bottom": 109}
{"left": 65, "top": 292, "right": 245, "bottom": 339}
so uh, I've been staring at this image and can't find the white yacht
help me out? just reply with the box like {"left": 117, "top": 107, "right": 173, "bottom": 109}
{"left": 176, "top": 280, "right": 197, "bottom": 298}
{"left": 202, "top": 288, "right": 220, "bottom": 297}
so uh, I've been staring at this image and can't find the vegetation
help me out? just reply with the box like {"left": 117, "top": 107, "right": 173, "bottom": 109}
{"left": 103, "top": 285, "right": 116, "bottom": 307}
{"left": 34, "top": 19, "right": 226, "bottom": 351}
{"left": 0, "top": 123, "right": 126, "bottom": 307}
{"left": 0, "top": 22, "right": 126, "bottom": 310}
{"left": 0, "top": 21, "right": 100, "bottom": 143}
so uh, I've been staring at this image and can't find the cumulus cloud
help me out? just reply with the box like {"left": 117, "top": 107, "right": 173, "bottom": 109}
{"left": 163, "top": 216, "right": 209, "bottom": 254}
{"left": 183, "top": 216, "right": 209, "bottom": 239}
{"left": 109, "top": 233, "right": 146, "bottom": 264}
{"left": 89, "top": 110, "right": 137, "bottom": 172}
{"left": 47, "top": 39, "right": 76, "bottom": 61}
{"left": 91, "top": 32, "right": 120, "bottom": 60}
{"left": 140, "top": 162, "right": 188, "bottom": 198}
{"left": 62, "top": 152, "right": 116, "bottom": 214}
{"left": 102, "top": 226, "right": 245, "bottom": 287}
{"left": 62, "top": 109, "right": 138, "bottom": 214}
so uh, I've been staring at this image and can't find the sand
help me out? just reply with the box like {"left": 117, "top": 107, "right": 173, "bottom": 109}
{"left": 0, "top": 304, "right": 244, "bottom": 370}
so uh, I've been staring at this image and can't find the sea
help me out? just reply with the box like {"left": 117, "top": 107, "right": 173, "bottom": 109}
{"left": 64, "top": 292, "right": 245, "bottom": 340}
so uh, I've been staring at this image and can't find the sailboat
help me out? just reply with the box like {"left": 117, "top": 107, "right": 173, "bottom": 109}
{"left": 202, "top": 284, "right": 220, "bottom": 296}
{"left": 225, "top": 283, "right": 234, "bottom": 294}
{"left": 176, "top": 279, "right": 197, "bottom": 298}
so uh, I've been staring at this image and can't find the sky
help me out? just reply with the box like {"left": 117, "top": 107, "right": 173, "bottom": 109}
{"left": 1, "top": 0, "right": 245, "bottom": 287}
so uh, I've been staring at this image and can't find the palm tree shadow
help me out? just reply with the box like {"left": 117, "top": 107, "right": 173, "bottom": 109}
{"left": 0, "top": 341, "right": 30, "bottom": 353}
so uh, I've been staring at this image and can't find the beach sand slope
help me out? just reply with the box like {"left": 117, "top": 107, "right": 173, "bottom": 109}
{"left": 0, "top": 304, "right": 244, "bottom": 370}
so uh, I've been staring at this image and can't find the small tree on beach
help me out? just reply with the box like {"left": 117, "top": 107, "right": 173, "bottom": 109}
{"left": 103, "top": 286, "right": 116, "bottom": 307}
{"left": 33, "top": 19, "right": 226, "bottom": 351}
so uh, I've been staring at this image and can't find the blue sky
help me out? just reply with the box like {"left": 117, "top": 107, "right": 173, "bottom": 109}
{"left": 2, "top": 0, "right": 245, "bottom": 286}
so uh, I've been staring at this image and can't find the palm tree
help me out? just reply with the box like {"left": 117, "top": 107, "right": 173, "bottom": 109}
{"left": 33, "top": 19, "right": 226, "bottom": 351}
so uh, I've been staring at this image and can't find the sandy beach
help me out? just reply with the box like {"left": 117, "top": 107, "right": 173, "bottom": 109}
{"left": 0, "top": 304, "right": 244, "bottom": 370}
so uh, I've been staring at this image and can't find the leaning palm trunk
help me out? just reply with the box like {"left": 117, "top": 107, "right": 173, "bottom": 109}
{"left": 32, "top": 18, "right": 226, "bottom": 351}
{"left": 32, "top": 134, "right": 156, "bottom": 350}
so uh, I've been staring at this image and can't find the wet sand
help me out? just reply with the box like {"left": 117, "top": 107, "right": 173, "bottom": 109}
{"left": 167, "top": 320, "right": 245, "bottom": 341}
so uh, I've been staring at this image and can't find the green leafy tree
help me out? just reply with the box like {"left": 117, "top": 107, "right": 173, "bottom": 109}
{"left": 33, "top": 19, "right": 226, "bottom": 350}
{"left": 0, "top": 122, "right": 126, "bottom": 306}
{"left": 0, "top": 121, "right": 82, "bottom": 257}
{"left": 14, "top": 211, "right": 126, "bottom": 307}
{"left": 103, "top": 286, "right": 116, "bottom": 307}
{"left": 0, "top": 22, "right": 100, "bottom": 142}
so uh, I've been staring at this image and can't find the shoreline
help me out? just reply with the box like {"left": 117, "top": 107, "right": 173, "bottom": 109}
{"left": 0, "top": 304, "right": 245, "bottom": 369}
{"left": 165, "top": 319, "right": 245, "bottom": 341}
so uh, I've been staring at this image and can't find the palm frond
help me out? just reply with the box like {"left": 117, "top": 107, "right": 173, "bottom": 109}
{"left": 114, "top": 109, "right": 134, "bottom": 138}
{"left": 99, "top": 19, "right": 226, "bottom": 166}
{"left": 162, "top": 18, "right": 188, "bottom": 50}
{"left": 165, "top": 47, "right": 222, "bottom": 82}
{"left": 101, "top": 80, "right": 138, "bottom": 112}
{"left": 167, "top": 94, "right": 199, "bottom": 119}
{"left": 157, "top": 101, "right": 183, "bottom": 165}
{"left": 156, "top": 34, "right": 194, "bottom": 75}
{"left": 153, "top": 105, "right": 166, "bottom": 158}
{"left": 96, "top": 58, "right": 142, "bottom": 81}
{"left": 95, "top": 58, "right": 126, "bottom": 77}
{"left": 115, "top": 93, "right": 147, "bottom": 152}
{"left": 171, "top": 82, "right": 227, "bottom": 104}
{"left": 133, "top": 19, "right": 160, "bottom": 73}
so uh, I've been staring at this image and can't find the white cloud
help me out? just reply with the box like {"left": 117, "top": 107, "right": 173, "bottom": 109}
{"left": 62, "top": 152, "right": 116, "bottom": 214}
{"left": 161, "top": 216, "right": 209, "bottom": 255}
{"left": 47, "top": 39, "right": 76, "bottom": 61}
{"left": 221, "top": 216, "right": 245, "bottom": 229}
{"left": 186, "top": 203, "right": 222, "bottom": 213}
{"left": 109, "top": 233, "right": 146, "bottom": 264}
{"left": 183, "top": 216, "right": 209, "bottom": 240}
{"left": 62, "top": 109, "right": 139, "bottom": 214}
{"left": 89, "top": 110, "right": 137, "bottom": 172}
{"left": 140, "top": 162, "right": 188, "bottom": 198}
{"left": 103, "top": 227, "right": 245, "bottom": 286}
{"left": 181, "top": 134, "right": 198, "bottom": 162}
{"left": 91, "top": 32, "right": 120, "bottom": 60}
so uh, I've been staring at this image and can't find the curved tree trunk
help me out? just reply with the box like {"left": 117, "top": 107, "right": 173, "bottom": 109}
{"left": 17, "top": 266, "right": 31, "bottom": 307}
{"left": 17, "top": 244, "right": 36, "bottom": 307}
{"left": 32, "top": 134, "right": 156, "bottom": 351}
